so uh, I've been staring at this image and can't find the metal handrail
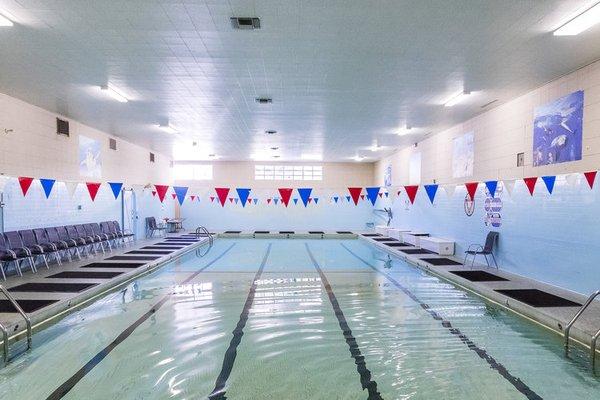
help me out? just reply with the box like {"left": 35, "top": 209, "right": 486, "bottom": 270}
{"left": 564, "top": 290, "right": 600, "bottom": 354}
{"left": 591, "top": 327, "right": 600, "bottom": 371}
{"left": 196, "top": 226, "right": 213, "bottom": 247}
{"left": 0, "top": 285, "right": 32, "bottom": 362}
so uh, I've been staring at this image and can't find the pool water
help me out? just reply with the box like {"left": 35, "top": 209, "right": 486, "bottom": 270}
{"left": 0, "top": 239, "right": 598, "bottom": 399}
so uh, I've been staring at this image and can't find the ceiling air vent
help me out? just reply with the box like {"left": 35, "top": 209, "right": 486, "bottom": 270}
{"left": 255, "top": 97, "right": 272, "bottom": 104}
{"left": 109, "top": 138, "right": 117, "bottom": 150}
{"left": 265, "top": 130, "right": 277, "bottom": 135}
{"left": 231, "top": 17, "right": 260, "bottom": 30}
{"left": 56, "top": 118, "right": 70, "bottom": 136}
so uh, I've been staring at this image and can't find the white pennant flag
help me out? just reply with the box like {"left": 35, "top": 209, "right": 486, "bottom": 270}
{"left": 503, "top": 179, "right": 516, "bottom": 197}
{"left": 65, "top": 181, "right": 78, "bottom": 198}
{"left": 565, "top": 173, "right": 580, "bottom": 187}
{"left": 0, "top": 176, "right": 11, "bottom": 193}
{"left": 132, "top": 184, "right": 144, "bottom": 197}
{"left": 443, "top": 184, "right": 456, "bottom": 198}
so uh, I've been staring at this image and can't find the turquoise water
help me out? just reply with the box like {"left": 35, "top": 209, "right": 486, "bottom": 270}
{"left": 0, "top": 239, "right": 598, "bottom": 399}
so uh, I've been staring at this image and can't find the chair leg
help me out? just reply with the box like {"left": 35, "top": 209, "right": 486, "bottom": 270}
{"left": 491, "top": 253, "right": 498, "bottom": 268}
{"left": 484, "top": 254, "right": 490, "bottom": 267}
{"left": 28, "top": 257, "right": 37, "bottom": 273}
{"left": 15, "top": 259, "right": 23, "bottom": 276}
{"left": 0, "top": 262, "right": 5, "bottom": 281}
{"left": 463, "top": 253, "right": 469, "bottom": 266}
{"left": 471, "top": 254, "right": 476, "bottom": 268}
{"left": 41, "top": 254, "right": 50, "bottom": 269}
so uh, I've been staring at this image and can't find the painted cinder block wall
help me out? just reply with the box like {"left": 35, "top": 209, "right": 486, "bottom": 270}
{"left": 0, "top": 92, "right": 174, "bottom": 237}
{"left": 373, "top": 59, "right": 600, "bottom": 295}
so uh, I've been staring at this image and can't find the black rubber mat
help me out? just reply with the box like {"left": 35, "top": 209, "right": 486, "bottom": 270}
{"left": 336, "top": 231, "right": 353, "bottom": 234}
{"left": 421, "top": 258, "right": 463, "bottom": 266}
{"left": 48, "top": 271, "right": 123, "bottom": 279}
{"left": 163, "top": 239, "right": 198, "bottom": 242}
{"left": 450, "top": 270, "right": 509, "bottom": 282}
{"left": 309, "top": 231, "right": 325, "bottom": 234}
{"left": 495, "top": 289, "right": 582, "bottom": 308}
{"left": 362, "top": 233, "right": 381, "bottom": 237}
{"left": 280, "top": 231, "right": 294, "bottom": 234}
{"left": 105, "top": 256, "right": 159, "bottom": 261}
{"left": 8, "top": 282, "right": 97, "bottom": 293}
{"left": 0, "top": 299, "right": 59, "bottom": 313}
{"left": 81, "top": 262, "right": 145, "bottom": 269}
{"left": 373, "top": 237, "right": 397, "bottom": 242}
{"left": 224, "top": 231, "right": 241, "bottom": 234}
{"left": 401, "top": 249, "right": 435, "bottom": 255}
{"left": 157, "top": 242, "right": 192, "bottom": 245}
{"left": 126, "top": 250, "right": 173, "bottom": 255}
{"left": 141, "top": 246, "right": 183, "bottom": 250}
{"left": 254, "top": 231, "right": 269, "bottom": 234}
{"left": 384, "top": 242, "right": 413, "bottom": 247}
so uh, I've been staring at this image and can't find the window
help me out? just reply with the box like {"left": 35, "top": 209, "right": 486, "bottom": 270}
{"left": 255, "top": 165, "right": 322, "bottom": 181}
{"left": 173, "top": 164, "right": 213, "bottom": 180}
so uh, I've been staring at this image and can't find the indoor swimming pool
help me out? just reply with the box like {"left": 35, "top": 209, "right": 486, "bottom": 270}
{"left": 0, "top": 239, "right": 598, "bottom": 399}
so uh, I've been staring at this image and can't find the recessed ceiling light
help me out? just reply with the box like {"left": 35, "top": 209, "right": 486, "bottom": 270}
{"left": 158, "top": 124, "right": 178, "bottom": 134}
{"left": 100, "top": 85, "right": 128, "bottom": 103}
{"left": 554, "top": 3, "right": 600, "bottom": 36}
{"left": 444, "top": 90, "right": 471, "bottom": 107}
{"left": 265, "top": 130, "right": 277, "bottom": 135}
{"left": 397, "top": 125, "right": 412, "bottom": 136}
{"left": 0, "top": 12, "right": 14, "bottom": 26}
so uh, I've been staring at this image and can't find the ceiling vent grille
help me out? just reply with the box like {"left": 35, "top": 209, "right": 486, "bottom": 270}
{"left": 109, "top": 138, "right": 117, "bottom": 150}
{"left": 255, "top": 97, "right": 272, "bottom": 104}
{"left": 231, "top": 17, "right": 260, "bottom": 30}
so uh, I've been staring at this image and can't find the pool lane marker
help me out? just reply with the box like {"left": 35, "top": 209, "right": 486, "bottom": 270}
{"left": 208, "top": 243, "right": 272, "bottom": 400}
{"left": 45, "top": 243, "right": 237, "bottom": 400}
{"left": 305, "top": 243, "right": 384, "bottom": 400}
{"left": 341, "top": 243, "right": 543, "bottom": 400}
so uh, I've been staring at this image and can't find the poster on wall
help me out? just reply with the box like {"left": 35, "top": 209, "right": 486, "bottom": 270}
{"left": 384, "top": 164, "right": 392, "bottom": 187}
{"left": 533, "top": 90, "right": 584, "bottom": 167}
{"left": 79, "top": 135, "right": 102, "bottom": 178}
{"left": 484, "top": 182, "right": 503, "bottom": 228}
{"left": 452, "top": 132, "right": 474, "bottom": 178}
{"left": 409, "top": 152, "right": 421, "bottom": 185}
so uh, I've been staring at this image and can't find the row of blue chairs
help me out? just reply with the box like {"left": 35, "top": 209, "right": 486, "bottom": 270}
{"left": 0, "top": 221, "right": 134, "bottom": 280}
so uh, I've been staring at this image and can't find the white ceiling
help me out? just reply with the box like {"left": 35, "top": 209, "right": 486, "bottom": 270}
{"left": 1, "top": 0, "right": 600, "bottom": 162}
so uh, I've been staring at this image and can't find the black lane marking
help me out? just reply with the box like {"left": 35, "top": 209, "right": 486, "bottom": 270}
{"left": 305, "top": 243, "right": 384, "bottom": 400}
{"left": 208, "top": 243, "right": 272, "bottom": 400}
{"left": 341, "top": 243, "right": 543, "bottom": 400}
{"left": 46, "top": 243, "right": 237, "bottom": 400}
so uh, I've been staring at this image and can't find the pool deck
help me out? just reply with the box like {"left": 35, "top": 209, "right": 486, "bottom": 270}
{"left": 358, "top": 233, "right": 600, "bottom": 356}
{"left": 0, "top": 233, "right": 211, "bottom": 345}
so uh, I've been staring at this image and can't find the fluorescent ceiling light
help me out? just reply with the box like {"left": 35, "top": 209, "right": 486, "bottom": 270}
{"left": 301, "top": 154, "right": 322, "bottom": 161}
{"left": 100, "top": 85, "right": 128, "bottom": 103}
{"left": 352, "top": 155, "right": 365, "bottom": 162}
{"left": 397, "top": 125, "right": 412, "bottom": 136}
{"left": 0, "top": 13, "right": 14, "bottom": 26}
{"left": 369, "top": 144, "right": 382, "bottom": 152}
{"left": 158, "top": 124, "right": 178, "bottom": 134}
{"left": 554, "top": 3, "right": 600, "bottom": 36}
{"left": 444, "top": 90, "right": 471, "bottom": 107}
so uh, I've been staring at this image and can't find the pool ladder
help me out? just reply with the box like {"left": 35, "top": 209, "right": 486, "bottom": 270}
{"left": 564, "top": 290, "right": 600, "bottom": 371}
{"left": 195, "top": 226, "right": 213, "bottom": 257}
{"left": 0, "top": 285, "right": 32, "bottom": 363}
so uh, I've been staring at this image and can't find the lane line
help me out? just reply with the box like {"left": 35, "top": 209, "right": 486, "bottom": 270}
{"left": 305, "top": 243, "right": 384, "bottom": 400}
{"left": 341, "top": 243, "right": 543, "bottom": 400}
{"left": 46, "top": 243, "right": 237, "bottom": 400}
{"left": 208, "top": 243, "right": 273, "bottom": 400}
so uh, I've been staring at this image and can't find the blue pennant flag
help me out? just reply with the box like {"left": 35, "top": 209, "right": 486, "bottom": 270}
{"left": 542, "top": 176, "right": 556, "bottom": 194}
{"left": 385, "top": 192, "right": 389, "bottom": 198}
{"left": 108, "top": 182, "right": 123, "bottom": 199}
{"left": 293, "top": 198, "right": 299, "bottom": 205}
{"left": 274, "top": 198, "right": 279, "bottom": 205}
{"left": 314, "top": 198, "right": 319, "bottom": 204}
{"left": 40, "top": 178, "right": 55, "bottom": 199}
{"left": 236, "top": 188, "right": 251, "bottom": 207}
{"left": 485, "top": 181, "right": 498, "bottom": 198}
{"left": 173, "top": 186, "right": 188, "bottom": 205}
{"left": 297, "top": 188, "right": 312, "bottom": 207}
{"left": 346, "top": 195, "right": 351, "bottom": 202}
{"left": 424, "top": 184, "right": 438, "bottom": 204}
{"left": 234, "top": 198, "right": 239, "bottom": 204}
{"left": 253, "top": 198, "right": 258, "bottom": 205}
{"left": 333, "top": 196, "right": 339, "bottom": 203}
{"left": 365, "top": 187, "right": 380, "bottom": 206}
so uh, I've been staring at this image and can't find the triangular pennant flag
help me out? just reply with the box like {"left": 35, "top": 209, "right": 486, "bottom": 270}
{"left": 523, "top": 177, "right": 537, "bottom": 196}
{"left": 236, "top": 188, "right": 251, "bottom": 207}
{"left": 253, "top": 198, "right": 258, "bottom": 205}
{"left": 378, "top": 193, "right": 383, "bottom": 198}
{"left": 215, "top": 188, "right": 230, "bottom": 207}
{"left": 274, "top": 198, "right": 279, "bottom": 205}
{"left": 171, "top": 193, "right": 177, "bottom": 200}
{"left": 278, "top": 188, "right": 293, "bottom": 207}
{"left": 18, "top": 177, "right": 34, "bottom": 196}
{"left": 314, "top": 198, "right": 319, "bottom": 204}
{"left": 348, "top": 187, "right": 362, "bottom": 205}
{"left": 404, "top": 185, "right": 419, "bottom": 204}
{"left": 152, "top": 191, "right": 156, "bottom": 197}
{"left": 484, "top": 181, "right": 498, "bottom": 198}
{"left": 503, "top": 180, "right": 515, "bottom": 197}
{"left": 154, "top": 185, "right": 169, "bottom": 202}
{"left": 297, "top": 188, "right": 312, "bottom": 207}
{"left": 365, "top": 187, "right": 380, "bottom": 206}
{"left": 541, "top": 176, "right": 556, "bottom": 194}
{"left": 384, "top": 192, "right": 389, "bottom": 198}
{"left": 107, "top": 182, "right": 123, "bottom": 199}
{"left": 173, "top": 186, "right": 189, "bottom": 205}
{"left": 210, "top": 196, "right": 215, "bottom": 203}
{"left": 234, "top": 198, "right": 239, "bottom": 204}
{"left": 584, "top": 171, "right": 597, "bottom": 189}
{"left": 360, "top": 195, "right": 365, "bottom": 200}
{"left": 308, "top": 198, "right": 313, "bottom": 204}
{"left": 424, "top": 184, "right": 438, "bottom": 204}
{"left": 333, "top": 196, "right": 339, "bottom": 203}
{"left": 86, "top": 182, "right": 101, "bottom": 201}
{"left": 293, "top": 198, "right": 299, "bottom": 205}
{"left": 267, "top": 198, "right": 272, "bottom": 204}
{"left": 65, "top": 182, "right": 78, "bottom": 198}
{"left": 346, "top": 195, "right": 351, "bottom": 203}
{"left": 465, "top": 182, "right": 479, "bottom": 201}
{"left": 39, "top": 178, "right": 56, "bottom": 199}
{"left": 190, "top": 195, "right": 196, "bottom": 202}
{"left": 443, "top": 184, "right": 455, "bottom": 198}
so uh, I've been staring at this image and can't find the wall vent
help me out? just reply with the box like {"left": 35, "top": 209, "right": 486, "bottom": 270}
{"left": 56, "top": 118, "right": 70, "bottom": 136}
{"left": 109, "top": 138, "right": 117, "bottom": 150}
{"left": 230, "top": 17, "right": 260, "bottom": 30}
{"left": 517, "top": 152, "right": 524, "bottom": 167}
{"left": 150, "top": 152, "right": 155, "bottom": 163}
{"left": 255, "top": 97, "right": 272, "bottom": 104}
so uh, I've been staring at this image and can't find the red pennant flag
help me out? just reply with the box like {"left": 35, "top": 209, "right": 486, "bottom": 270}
{"left": 190, "top": 195, "right": 196, "bottom": 201}
{"left": 171, "top": 193, "right": 177, "bottom": 200}
{"left": 378, "top": 193, "right": 383, "bottom": 198}
{"left": 523, "top": 177, "right": 537, "bottom": 196}
{"left": 215, "top": 188, "right": 229, "bottom": 207}
{"left": 360, "top": 195, "right": 365, "bottom": 200}
{"left": 348, "top": 187, "right": 362, "bottom": 205}
{"left": 152, "top": 191, "right": 156, "bottom": 197}
{"left": 584, "top": 171, "right": 597, "bottom": 189}
{"left": 86, "top": 182, "right": 101, "bottom": 201}
{"left": 267, "top": 198, "right": 272, "bottom": 204}
{"left": 210, "top": 196, "right": 215, "bottom": 203}
{"left": 404, "top": 185, "right": 419, "bottom": 204}
{"left": 154, "top": 185, "right": 169, "bottom": 202}
{"left": 308, "top": 198, "right": 313, "bottom": 204}
{"left": 18, "top": 177, "right": 34, "bottom": 196}
{"left": 278, "top": 188, "right": 293, "bottom": 207}
{"left": 465, "top": 182, "right": 479, "bottom": 201}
